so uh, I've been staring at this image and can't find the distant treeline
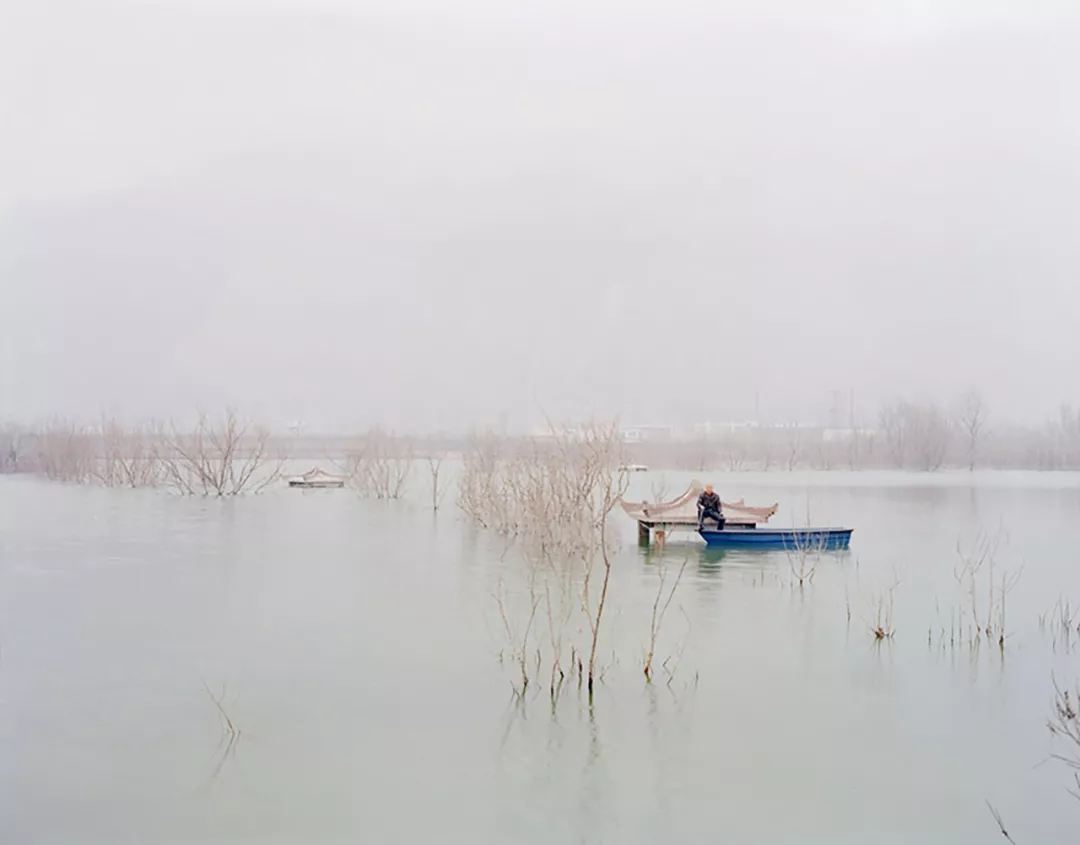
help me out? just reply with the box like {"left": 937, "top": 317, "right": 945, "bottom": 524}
{"left": 631, "top": 397, "right": 1080, "bottom": 472}
{"left": 4, "top": 397, "right": 1080, "bottom": 476}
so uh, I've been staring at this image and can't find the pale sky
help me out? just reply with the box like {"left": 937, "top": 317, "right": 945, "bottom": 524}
{"left": 3, "top": 0, "right": 1079, "bottom": 431}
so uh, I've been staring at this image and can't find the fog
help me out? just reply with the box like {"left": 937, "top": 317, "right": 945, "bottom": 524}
{"left": 3, "top": 0, "right": 1079, "bottom": 433}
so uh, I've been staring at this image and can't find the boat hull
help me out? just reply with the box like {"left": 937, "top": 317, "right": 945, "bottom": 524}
{"left": 699, "top": 527, "right": 853, "bottom": 550}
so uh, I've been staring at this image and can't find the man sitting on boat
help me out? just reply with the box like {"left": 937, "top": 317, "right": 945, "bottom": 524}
{"left": 697, "top": 484, "right": 725, "bottom": 531}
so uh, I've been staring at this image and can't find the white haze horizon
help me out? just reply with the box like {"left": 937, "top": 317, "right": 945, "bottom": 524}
{"left": 4, "top": 0, "right": 1079, "bottom": 433}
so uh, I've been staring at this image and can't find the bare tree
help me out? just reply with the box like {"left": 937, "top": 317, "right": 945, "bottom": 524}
{"left": 160, "top": 409, "right": 283, "bottom": 496}
{"left": 910, "top": 403, "right": 950, "bottom": 471}
{"left": 957, "top": 390, "right": 987, "bottom": 472}
{"left": 426, "top": 439, "right": 449, "bottom": 512}
{"left": 567, "top": 422, "right": 631, "bottom": 697}
{"left": 784, "top": 424, "right": 804, "bottom": 471}
{"left": 0, "top": 424, "right": 29, "bottom": 473}
{"left": 368, "top": 431, "right": 412, "bottom": 500}
{"left": 95, "top": 417, "right": 162, "bottom": 488}
{"left": 95, "top": 417, "right": 125, "bottom": 488}
{"left": 1057, "top": 405, "right": 1080, "bottom": 469}
{"left": 459, "top": 420, "right": 630, "bottom": 698}
{"left": 648, "top": 474, "right": 671, "bottom": 507}
{"left": 722, "top": 431, "right": 749, "bottom": 471}
{"left": 845, "top": 427, "right": 863, "bottom": 470}
{"left": 456, "top": 429, "right": 503, "bottom": 528}
{"left": 757, "top": 428, "right": 775, "bottom": 471}
{"left": 879, "top": 402, "right": 908, "bottom": 468}
{"left": 36, "top": 419, "right": 95, "bottom": 483}
{"left": 812, "top": 436, "right": 837, "bottom": 471}
{"left": 693, "top": 433, "right": 713, "bottom": 472}
{"left": 341, "top": 428, "right": 412, "bottom": 499}
{"left": 879, "top": 400, "right": 949, "bottom": 471}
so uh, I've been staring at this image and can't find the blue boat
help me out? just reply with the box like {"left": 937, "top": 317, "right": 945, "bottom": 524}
{"left": 698, "top": 526, "right": 853, "bottom": 550}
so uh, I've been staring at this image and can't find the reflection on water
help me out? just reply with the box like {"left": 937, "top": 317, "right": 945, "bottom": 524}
{"left": 2, "top": 473, "right": 1080, "bottom": 843}
{"left": 642, "top": 540, "right": 855, "bottom": 586}
{"left": 202, "top": 683, "right": 243, "bottom": 782}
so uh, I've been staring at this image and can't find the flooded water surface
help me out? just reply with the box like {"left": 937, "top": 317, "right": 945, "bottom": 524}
{"left": 3, "top": 471, "right": 1080, "bottom": 843}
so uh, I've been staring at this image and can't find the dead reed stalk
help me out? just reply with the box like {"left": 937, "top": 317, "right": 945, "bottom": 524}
{"left": 644, "top": 555, "right": 689, "bottom": 682}
{"left": 784, "top": 506, "right": 826, "bottom": 587}
{"left": 1048, "top": 675, "right": 1080, "bottom": 800}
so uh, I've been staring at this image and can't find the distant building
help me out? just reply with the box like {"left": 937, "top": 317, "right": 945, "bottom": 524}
{"left": 530, "top": 426, "right": 585, "bottom": 441}
{"left": 620, "top": 424, "right": 675, "bottom": 443}
{"left": 693, "top": 421, "right": 759, "bottom": 439}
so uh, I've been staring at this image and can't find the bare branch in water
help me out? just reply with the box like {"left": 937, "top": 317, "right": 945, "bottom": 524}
{"left": 644, "top": 555, "right": 689, "bottom": 682}
{"left": 862, "top": 571, "right": 900, "bottom": 640}
{"left": 462, "top": 419, "right": 631, "bottom": 701}
{"left": 202, "top": 681, "right": 242, "bottom": 780}
{"left": 341, "top": 427, "right": 413, "bottom": 500}
{"left": 985, "top": 801, "right": 1016, "bottom": 844}
{"left": 426, "top": 438, "right": 450, "bottom": 512}
{"left": 1048, "top": 675, "right": 1080, "bottom": 801}
{"left": 784, "top": 504, "right": 825, "bottom": 588}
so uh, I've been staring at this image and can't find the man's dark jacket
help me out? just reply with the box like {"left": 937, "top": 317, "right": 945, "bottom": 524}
{"left": 697, "top": 490, "right": 721, "bottom": 512}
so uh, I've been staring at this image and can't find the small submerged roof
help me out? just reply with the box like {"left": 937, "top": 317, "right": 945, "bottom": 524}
{"left": 290, "top": 467, "right": 346, "bottom": 481}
